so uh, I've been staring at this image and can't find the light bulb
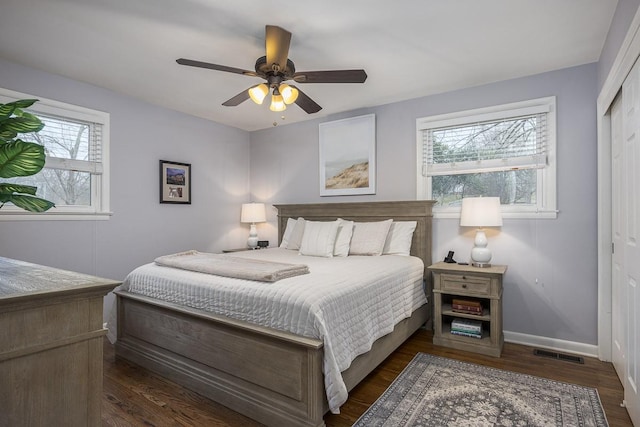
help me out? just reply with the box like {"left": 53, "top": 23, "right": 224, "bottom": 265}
{"left": 248, "top": 84, "right": 268, "bottom": 104}
{"left": 279, "top": 84, "right": 299, "bottom": 104}
{"left": 269, "top": 94, "right": 286, "bottom": 112}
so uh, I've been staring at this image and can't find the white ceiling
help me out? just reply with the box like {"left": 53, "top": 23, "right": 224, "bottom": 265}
{"left": 0, "top": 0, "right": 617, "bottom": 131}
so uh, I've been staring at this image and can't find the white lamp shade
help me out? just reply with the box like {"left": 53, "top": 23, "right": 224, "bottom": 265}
{"left": 241, "top": 203, "right": 266, "bottom": 223}
{"left": 460, "top": 197, "right": 503, "bottom": 227}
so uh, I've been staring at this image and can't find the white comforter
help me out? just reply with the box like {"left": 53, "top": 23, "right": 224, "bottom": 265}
{"left": 114, "top": 248, "right": 426, "bottom": 413}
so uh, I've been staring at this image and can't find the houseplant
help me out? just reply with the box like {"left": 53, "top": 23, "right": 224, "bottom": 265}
{"left": 0, "top": 99, "right": 55, "bottom": 212}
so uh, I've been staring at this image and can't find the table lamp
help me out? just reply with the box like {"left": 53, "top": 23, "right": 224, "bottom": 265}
{"left": 459, "top": 197, "right": 503, "bottom": 267}
{"left": 241, "top": 202, "right": 266, "bottom": 249}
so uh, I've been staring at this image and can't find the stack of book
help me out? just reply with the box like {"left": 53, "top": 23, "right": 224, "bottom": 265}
{"left": 451, "top": 298, "right": 483, "bottom": 315}
{"left": 451, "top": 318, "right": 482, "bottom": 339}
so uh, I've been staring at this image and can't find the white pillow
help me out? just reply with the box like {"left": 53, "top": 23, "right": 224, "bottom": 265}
{"left": 286, "top": 218, "right": 306, "bottom": 250}
{"left": 349, "top": 219, "right": 393, "bottom": 256}
{"left": 383, "top": 221, "right": 417, "bottom": 256}
{"left": 333, "top": 218, "right": 354, "bottom": 257}
{"left": 299, "top": 220, "right": 340, "bottom": 257}
{"left": 279, "top": 217, "right": 298, "bottom": 248}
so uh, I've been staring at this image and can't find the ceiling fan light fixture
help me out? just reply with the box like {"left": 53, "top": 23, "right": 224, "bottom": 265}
{"left": 177, "top": 25, "right": 366, "bottom": 114}
{"left": 269, "top": 93, "right": 286, "bottom": 112}
{"left": 279, "top": 84, "right": 299, "bottom": 104}
{"left": 248, "top": 83, "right": 269, "bottom": 104}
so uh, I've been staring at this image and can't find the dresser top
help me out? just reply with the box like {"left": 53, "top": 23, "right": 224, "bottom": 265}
{"left": 0, "top": 256, "right": 119, "bottom": 302}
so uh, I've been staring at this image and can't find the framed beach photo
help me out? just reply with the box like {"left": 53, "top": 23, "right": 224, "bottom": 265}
{"left": 159, "top": 160, "right": 191, "bottom": 204}
{"left": 319, "top": 114, "right": 376, "bottom": 196}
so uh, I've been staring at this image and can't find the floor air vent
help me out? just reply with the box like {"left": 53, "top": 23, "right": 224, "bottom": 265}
{"left": 533, "top": 349, "right": 584, "bottom": 364}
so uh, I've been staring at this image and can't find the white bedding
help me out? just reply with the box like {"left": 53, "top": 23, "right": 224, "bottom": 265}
{"left": 113, "top": 248, "right": 426, "bottom": 413}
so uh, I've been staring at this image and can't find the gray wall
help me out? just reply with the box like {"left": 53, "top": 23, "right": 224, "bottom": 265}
{"left": 598, "top": 0, "right": 640, "bottom": 90}
{"left": 250, "top": 63, "right": 599, "bottom": 345}
{"left": 0, "top": 58, "right": 251, "bottom": 316}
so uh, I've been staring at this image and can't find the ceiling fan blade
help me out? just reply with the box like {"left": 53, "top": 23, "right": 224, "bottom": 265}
{"left": 292, "top": 86, "right": 322, "bottom": 114}
{"left": 176, "top": 58, "right": 257, "bottom": 77}
{"left": 265, "top": 25, "right": 291, "bottom": 73}
{"left": 293, "top": 69, "right": 367, "bottom": 84}
{"left": 222, "top": 88, "right": 251, "bottom": 107}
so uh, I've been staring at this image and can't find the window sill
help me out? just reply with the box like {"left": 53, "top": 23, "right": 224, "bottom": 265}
{"left": 434, "top": 209, "right": 558, "bottom": 220}
{"left": 0, "top": 211, "right": 113, "bottom": 221}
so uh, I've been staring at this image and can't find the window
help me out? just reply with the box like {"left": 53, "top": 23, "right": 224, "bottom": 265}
{"left": 0, "top": 88, "right": 110, "bottom": 220}
{"left": 416, "top": 97, "right": 556, "bottom": 218}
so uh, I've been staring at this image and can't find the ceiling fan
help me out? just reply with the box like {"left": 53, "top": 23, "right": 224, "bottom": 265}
{"left": 176, "top": 25, "right": 367, "bottom": 114}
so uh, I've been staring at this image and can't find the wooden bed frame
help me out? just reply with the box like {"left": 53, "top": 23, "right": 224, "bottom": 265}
{"left": 115, "top": 200, "right": 434, "bottom": 427}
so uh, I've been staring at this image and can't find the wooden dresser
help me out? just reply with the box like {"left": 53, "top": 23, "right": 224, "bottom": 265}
{"left": 0, "top": 257, "right": 119, "bottom": 427}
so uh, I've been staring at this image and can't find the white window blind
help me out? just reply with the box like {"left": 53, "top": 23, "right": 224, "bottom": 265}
{"left": 421, "top": 111, "right": 548, "bottom": 177}
{"left": 36, "top": 113, "right": 104, "bottom": 174}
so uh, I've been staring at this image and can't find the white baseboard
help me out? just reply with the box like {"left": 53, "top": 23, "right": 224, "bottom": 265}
{"left": 504, "top": 330, "right": 599, "bottom": 359}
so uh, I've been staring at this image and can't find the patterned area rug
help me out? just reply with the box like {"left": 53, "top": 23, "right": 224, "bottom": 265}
{"left": 353, "top": 353, "right": 608, "bottom": 427}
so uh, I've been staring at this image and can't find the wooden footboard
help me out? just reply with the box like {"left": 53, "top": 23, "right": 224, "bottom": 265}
{"left": 115, "top": 291, "right": 429, "bottom": 427}
{"left": 116, "top": 291, "right": 326, "bottom": 427}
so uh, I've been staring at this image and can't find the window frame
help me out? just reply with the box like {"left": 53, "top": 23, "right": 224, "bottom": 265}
{"left": 416, "top": 96, "right": 557, "bottom": 219}
{"left": 0, "top": 88, "right": 111, "bottom": 220}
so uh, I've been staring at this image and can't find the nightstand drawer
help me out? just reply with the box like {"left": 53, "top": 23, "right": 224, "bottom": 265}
{"left": 440, "top": 274, "right": 491, "bottom": 295}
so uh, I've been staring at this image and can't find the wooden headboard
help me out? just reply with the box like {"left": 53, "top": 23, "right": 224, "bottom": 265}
{"left": 274, "top": 200, "right": 436, "bottom": 275}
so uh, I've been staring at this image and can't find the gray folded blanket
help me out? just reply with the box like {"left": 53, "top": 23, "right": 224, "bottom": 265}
{"left": 154, "top": 250, "right": 309, "bottom": 282}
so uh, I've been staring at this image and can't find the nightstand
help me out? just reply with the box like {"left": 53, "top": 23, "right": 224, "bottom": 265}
{"left": 222, "top": 247, "right": 252, "bottom": 253}
{"left": 428, "top": 262, "right": 507, "bottom": 357}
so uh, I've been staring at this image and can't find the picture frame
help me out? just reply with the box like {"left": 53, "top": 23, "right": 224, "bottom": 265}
{"left": 159, "top": 160, "right": 191, "bottom": 204}
{"left": 319, "top": 114, "right": 376, "bottom": 196}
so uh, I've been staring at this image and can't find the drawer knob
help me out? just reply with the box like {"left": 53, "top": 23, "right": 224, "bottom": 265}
{"left": 462, "top": 276, "right": 466, "bottom": 280}
{"left": 462, "top": 284, "right": 467, "bottom": 288}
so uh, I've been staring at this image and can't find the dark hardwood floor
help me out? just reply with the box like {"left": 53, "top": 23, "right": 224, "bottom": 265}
{"left": 102, "top": 330, "right": 633, "bottom": 426}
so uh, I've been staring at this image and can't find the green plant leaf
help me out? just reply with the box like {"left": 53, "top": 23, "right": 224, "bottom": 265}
{"left": 0, "top": 193, "right": 55, "bottom": 212}
{"left": 0, "top": 129, "right": 18, "bottom": 142}
{"left": 0, "top": 116, "right": 44, "bottom": 134}
{"left": 0, "top": 140, "right": 46, "bottom": 178}
{"left": 0, "top": 99, "right": 54, "bottom": 213}
{"left": 0, "top": 105, "right": 15, "bottom": 121}
{"left": 20, "top": 111, "right": 40, "bottom": 122}
{"left": 0, "top": 99, "right": 38, "bottom": 121}
{"left": 0, "top": 183, "right": 38, "bottom": 195}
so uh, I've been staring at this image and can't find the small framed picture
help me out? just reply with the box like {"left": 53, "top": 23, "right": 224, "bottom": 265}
{"left": 159, "top": 160, "right": 191, "bottom": 204}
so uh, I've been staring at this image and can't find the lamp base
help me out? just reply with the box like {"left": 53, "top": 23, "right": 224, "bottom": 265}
{"left": 470, "top": 229, "right": 493, "bottom": 268}
{"left": 471, "top": 261, "right": 492, "bottom": 268}
{"left": 247, "top": 223, "right": 258, "bottom": 249}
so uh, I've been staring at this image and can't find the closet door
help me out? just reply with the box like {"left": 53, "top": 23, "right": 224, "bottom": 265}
{"left": 611, "top": 94, "right": 626, "bottom": 385}
{"left": 621, "top": 57, "right": 640, "bottom": 425}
